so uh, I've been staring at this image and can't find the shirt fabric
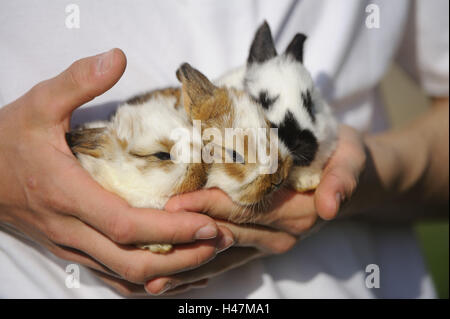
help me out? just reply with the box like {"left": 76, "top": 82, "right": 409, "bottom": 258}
{"left": 0, "top": 0, "right": 448, "bottom": 298}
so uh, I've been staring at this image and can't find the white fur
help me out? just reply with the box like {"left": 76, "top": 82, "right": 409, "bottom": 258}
{"left": 220, "top": 55, "right": 338, "bottom": 191}
{"left": 246, "top": 55, "right": 338, "bottom": 190}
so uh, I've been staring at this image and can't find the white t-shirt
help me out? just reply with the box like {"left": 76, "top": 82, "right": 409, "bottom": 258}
{"left": 0, "top": 0, "right": 448, "bottom": 298}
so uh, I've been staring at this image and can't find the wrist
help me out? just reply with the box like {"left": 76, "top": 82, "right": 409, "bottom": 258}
{"left": 339, "top": 133, "right": 403, "bottom": 218}
{"left": 363, "top": 133, "right": 404, "bottom": 195}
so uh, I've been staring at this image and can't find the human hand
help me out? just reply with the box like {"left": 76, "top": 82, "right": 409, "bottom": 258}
{"left": 144, "top": 125, "right": 367, "bottom": 295}
{"left": 0, "top": 49, "right": 232, "bottom": 293}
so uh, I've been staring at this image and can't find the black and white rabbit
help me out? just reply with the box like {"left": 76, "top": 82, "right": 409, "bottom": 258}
{"left": 219, "top": 22, "right": 338, "bottom": 191}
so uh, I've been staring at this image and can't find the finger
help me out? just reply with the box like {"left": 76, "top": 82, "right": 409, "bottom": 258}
{"left": 37, "top": 213, "right": 223, "bottom": 284}
{"left": 34, "top": 152, "right": 219, "bottom": 245}
{"left": 4, "top": 214, "right": 116, "bottom": 277}
{"left": 315, "top": 126, "right": 366, "bottom": 220}
{"left": 145, "top": 247, "right": 262, "bottom": 295}
{"left": 160, "top": 279, "right": 209, "bottom": 296}
{"left": 314, "top": 167, "right": 350, "bottom": 220}
{"left": 315, "top": 158, "right": 361, "bottom": 220}
{"left": 25, "top": 49, "right": 127, "bottom": 126}
{"left": 265, "top": 188, "right": 317, "bottom": 234}
{"left": 166, "top": 187, "right": 317, "bottom": 235}
{"left": 92, "top": 269, "right": 147, "bottom": 297}
{"left": 165, "top": 188, "right": 239, "bottom": 220}
{"left": 216, "top": 221, "right": 296, "bottom": 254}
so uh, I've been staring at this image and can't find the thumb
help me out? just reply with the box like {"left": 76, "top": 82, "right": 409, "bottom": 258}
{"left": 314, "top": 164, "right": 358, "bottom": 220}
{"left": 165, "top": 188, "right": 239, "bottom": 221}
{"left": 27, "top": 48, "right": 126, "bottom": 125}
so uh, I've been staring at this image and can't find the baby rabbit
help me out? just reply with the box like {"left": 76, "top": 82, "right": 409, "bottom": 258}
{"left": 246, "top": 22, "right": 338, "bottom": 191}
{"left": 219, "top": 22, "right": 338, "bottom": 192}
{"left": 176, "top": 63, "right": 293, "bottom": 222}
{"left": 66, "top": 91, "right": 206, "bottom": 252}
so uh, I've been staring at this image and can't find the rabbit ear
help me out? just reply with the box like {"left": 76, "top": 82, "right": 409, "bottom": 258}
{"left": 247, "top": 21, "right": 277, "bottom": 64}
{"left": 176, "top": 63, "right": 218, "bottom": 119}
{"left": 284, "top": 33, "right": 307, "bottom": 63}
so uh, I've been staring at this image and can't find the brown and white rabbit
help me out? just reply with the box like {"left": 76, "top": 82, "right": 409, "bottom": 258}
{"left": 176, "top": 63, "right": 293, "bottom": 222}
{"left": 66, "top": 91, "right": 206, "bottom": 252}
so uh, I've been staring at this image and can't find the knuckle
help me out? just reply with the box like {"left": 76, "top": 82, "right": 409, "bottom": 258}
{"left": 67, "top": 62, "right": 83, "bottom": 88}
{"left": 287, "top": 215, "right": 318, "bottom": 236}
{"left": 165, "top": 197, "right": 183, "bottom": 213}
{"left": 304, "top": 215, "right": 318, "bottom": 230}
{"left": 42, "top": 193, "right": 71, "bottom": 213}
{"left": 167, "top": 226, "right": 182, "bottom": 244}
{"left": 269, "top": 236, "right": 296, "bottom": 254}
{"left": 28, "top": 81, "right": 50, "bottom": 105}
{"left": 43, "top": 219, "right": 64, "bottom": 244}
{"left": 287, "top": 222, "right": 305, "bottom": 236}
{"left": 185, "top": 248, "right": 213, "bottom": 271}
{"left": 122, "top": 263, "right": 147, "bottom": 283}
{"left": 107, "top": 215, "right": 135, "bottom": 244}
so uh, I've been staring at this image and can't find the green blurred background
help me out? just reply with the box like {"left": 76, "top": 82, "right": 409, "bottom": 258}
{"left": 380, "top": 65, "right": 449, "bottom": 298}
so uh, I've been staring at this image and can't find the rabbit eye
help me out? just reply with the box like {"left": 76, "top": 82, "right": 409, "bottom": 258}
{"left": 227, "top": 149, "right": 245, "bottom": 164}
{"left": 253, "top": 91, "right": 279, "bottom": 110}
{"left": 152, "top": 152, "right": 172, "bottom": 161}
{"left": 130, "top": 151, "right": 171, "bottom": 161}
{"left": 130, "top": 151, "right": 150, "bottom": 158}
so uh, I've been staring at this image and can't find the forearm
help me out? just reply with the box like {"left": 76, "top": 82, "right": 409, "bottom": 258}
{"left": 344, "top": 98, "right": 449, "bottom": 222}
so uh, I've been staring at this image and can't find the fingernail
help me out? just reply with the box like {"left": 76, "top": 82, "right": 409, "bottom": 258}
{"left": 158, "top": 281, "right": 173, "bottom": 295}
{"left": 195, "top": 224, "right": 218, "bottom": 240}
{"left": 96, "top": 49, "right": 114, "bottom": 75}
{"left": 216, "top": 235, "right": 234, "bottom": 253}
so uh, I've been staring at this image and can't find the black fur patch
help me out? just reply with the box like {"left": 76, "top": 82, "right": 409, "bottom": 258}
{"left": 248, "top": 21, "right": 277, "bottom": 64}
{"left": 253, "top": 91, "right": 279, "bottom": 110}
{"left": 301, "top": 90, "right": 315, "bottom": 123}
{"left": 273, "top": 111, "right": 318, "bottom": 166}
{"left": 285, "top": 33, "right": 307, "bottom": 63}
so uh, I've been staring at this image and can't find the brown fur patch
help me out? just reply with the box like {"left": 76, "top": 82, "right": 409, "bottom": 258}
{"left": 223, "top": 163, "right": 247, "bottom": 182}
{"left": 127, "top": 87, "right": 181, "bottom": 108}
{"left": 66, "top": 128, "right": 108, "bottom": 158}
{"left": 117, "top": 138, "right": 128, "bottom": 150}
{"left": 158, "top": 138, "right": 174, "bottom": 152}
{"left": 136, "top": 158, "right": 174, "bottom": 173}
{"left": 239, "top": 173, "right": 273, "bottom": 205}
{"left": 174, "top": 163, "right": 208, "bottom": 194}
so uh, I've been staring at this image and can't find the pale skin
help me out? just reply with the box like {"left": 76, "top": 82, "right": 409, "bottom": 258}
{"left": 0, "top": 49, "right": 448, "bottom": 296}
{"left": 0, "top": 49, "right": 235, "bottom": 289}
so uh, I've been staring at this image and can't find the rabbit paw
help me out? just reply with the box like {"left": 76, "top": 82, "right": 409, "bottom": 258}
{"left": 290, "top": 167, "right": 322, "bottom": 192}
{"left": 139, "top": 244, "right": 173, "bottom": 254}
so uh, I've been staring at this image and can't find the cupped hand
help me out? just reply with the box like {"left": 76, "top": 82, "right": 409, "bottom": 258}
{"left": 0, "top": 49, "right": 231, "bottom": 292}
{"left": 146, "top": 125, "right": 367, "bottom": 295}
